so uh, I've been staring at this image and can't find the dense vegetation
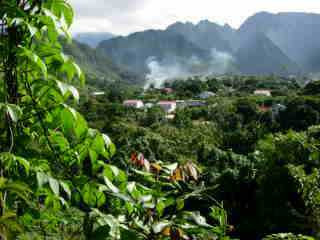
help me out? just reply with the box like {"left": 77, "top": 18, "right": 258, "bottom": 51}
{"left": 1, "top": 1, "right": 320, "bottom": 240}
{"left": 81, "top": 76, "right": 320, "bottom": 239}
{"left": 0, "top": 1, "right": 236, "bottom": 239}
{"left": 62, "top": 39, "right": 144, "bottom": 87}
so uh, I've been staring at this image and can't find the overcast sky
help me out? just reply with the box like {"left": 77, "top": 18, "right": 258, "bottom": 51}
{"left": 69, "top": 0, "right": 320, "bottom": 35}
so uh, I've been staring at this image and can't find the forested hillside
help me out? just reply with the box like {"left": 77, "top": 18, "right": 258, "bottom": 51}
{"left": 62, "top": 39, "right": 144, "bottom": 87}
{"left": 235, "top": 33, "right": 299, "bottom": 75}
{"left": 74, "top": 32, "right": 116, "bottom": 47}
{"left": 97, "top": 30, "right": 210, "bottom": 75}
{"left": 1, "top": 1, "right": 320, "bottom": 240}
{"left": 97, "top": 12, "right": 320, "bottom": 78}
{"left": 238, "top": 12, "right": 320, "bottom": 72}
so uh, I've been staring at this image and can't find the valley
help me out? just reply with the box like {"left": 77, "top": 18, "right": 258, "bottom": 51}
{"left": 1, "top": 2, "right": 320, "bottom": 239}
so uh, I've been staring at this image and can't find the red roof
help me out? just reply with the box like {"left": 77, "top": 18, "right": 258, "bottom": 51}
{"left": 259, "top": 105, "right": 271, "bottom": 112}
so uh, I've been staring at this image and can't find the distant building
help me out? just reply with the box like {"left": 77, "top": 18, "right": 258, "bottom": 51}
{"left": 158, "top": 101, "right": 177, "bottom": 113}
{"left": 166, "top": 114, "right": 175, "bottom": 120}
{"left": 176, "top": 100, "right": 186, "bottom": 108}
{"left": 161, "top": 88, "right": 173, "bottom": 94}
{"left": 144, "top": 103, "right": 154, "bottom": 109}
{"left": 185, "top": 100, "right": 207, "bottom": 107}
{"left": 123, "top": 100, "right": 144, "bottom": 109}
{"left": 254, "top": 89, "right": 272, "bottom": 97}
{"left": 258, "top": 105, "right": 271, "bottom": 113}
{"left": 91, "top": 91, "right": 105, "bottom": 96}
{"left": 198, "top": 91, "right": 216, "bottom": 99}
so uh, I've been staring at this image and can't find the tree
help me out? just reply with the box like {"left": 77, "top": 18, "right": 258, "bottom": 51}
{"left": 0, "top": 1, "right": 231, "bottom": 239}
{"left": 279, "top": 98, "right": 320, "bottom": 131}
{"left": 303, "top": 80, "right": 320, "bottom": 95}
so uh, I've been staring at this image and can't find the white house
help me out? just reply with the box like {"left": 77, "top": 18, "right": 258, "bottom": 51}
{"left": 144, "top": 103, "right": 154, "bottom": 109}
{"left": 158, "top": 101, "right": 177, "bottom": 113}
{"left": 91, "top": 91, "right": 105, "bottom": 96}
{"left": 176, "top": 100, "right": 186, "bottom": 108}
{"left": 254, "top": 89, "right": 272, "bottom": 97}
{"left": 198, "top": 91, "right": 216, "bottom": 99}
{"left": 123, "top": 100, "right": 144, "bottom": 109}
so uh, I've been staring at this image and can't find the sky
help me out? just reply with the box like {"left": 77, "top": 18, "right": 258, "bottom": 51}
{"left": 69, "top": 0, "right": 320, "bottom": 35}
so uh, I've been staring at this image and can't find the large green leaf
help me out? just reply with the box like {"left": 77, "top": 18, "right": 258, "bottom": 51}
{"left": 0, "top": 103, "right": 22, "bottom": 123}
{"left": 19, "top": 47, "right": 48, "bottom": 78}
{"left": 50, "top": 1, "right": 74, "bottom": 27}
{"left": 60, "top": 181, "right": 71, "bottom": 199}
{"left": 36, "top": 172, "right": 49, "bottom": 188}
{"left": 56, "top": 81, "right": 79, "bottom": 101}
{"left": 104, "top": 176, "right": 119, "bottom": 194}
{"left": 82, "top": 183, "right": 106, "bottom": 207}
{"left": 152, "top": 221, "right": 171, "bottom": 234}
{"left": 49, "top": 177, "right": 60, "bottom": 196}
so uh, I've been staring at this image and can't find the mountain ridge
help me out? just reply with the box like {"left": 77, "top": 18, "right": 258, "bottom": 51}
{"left": 90, "top": 11, "right": 320, "bottom": 83}
{"left": 74, "top": 32, "right": 116, "bottom": 47}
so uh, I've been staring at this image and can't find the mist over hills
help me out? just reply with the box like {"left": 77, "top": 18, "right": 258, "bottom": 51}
{"left": 97, "top": 30, "right": 210, "bottom": 75}
{"left": 235, "top": 32, "right": 300, "bottom": 75}
{"left": 75, "top": 12, "right": 320, "bottom": 85}
{"left": 238, "top": 12, "right": 320, "bottom": 72}
{"left": 62, "top": 39, "right": 143, "bottom": 86}
{"left": 74, "top": 32, "right": 116, "bottom": 47}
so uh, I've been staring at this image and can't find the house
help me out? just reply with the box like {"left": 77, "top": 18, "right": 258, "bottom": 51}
{"left": 144, "top": 103, "right": 154, "bottom": 109}
{"left": 258, "top": 105, "right": 271, "bottom": 113}
{"left": 166, "top": 114, "right": 175, "bottom": 120}
{"left": 158, "top": 101, "right": 177, "bottom": 113}
{"left": 198, "top": 91, "right": 216, "bottom": 99}
{"left": 123, "top": 100, "right": 144, "bottom": 109}
{"left": 185, "top": 100, "right": 207, "bottom": 107}
{"left": 161, "top": 88, "right": 173, "bottom": 94}
{"left": 254, "top": 89, "right": 272, "bottom": 97}
{"left": 176, "top": 100, "right": 186, "bottom": 108}
{"left": 91, "top": 91, "right": 105, "bottom": 96}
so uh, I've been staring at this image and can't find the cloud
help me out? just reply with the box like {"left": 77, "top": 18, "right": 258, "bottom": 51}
{"left": 69, "top": 0, "right": 320, "bottom": 35}
{"left": 70, "top": 0, "right": 147, "bottom": 18}
{"left": 69, "top": 0, "right": 150, "bottom": 34}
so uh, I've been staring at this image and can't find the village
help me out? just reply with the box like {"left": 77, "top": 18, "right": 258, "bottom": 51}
{"left": 122, "top": 87, "right": 285, "bottom": 119}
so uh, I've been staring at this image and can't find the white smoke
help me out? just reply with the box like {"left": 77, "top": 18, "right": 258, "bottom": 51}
{"left": 144, "top": 57, "right": 190, "bottom": 89}
{"left": 144, "top": 49, "right": 236, "bottom": 89}
{"left": 209, "top": 48, "right": 235, "bottom": 75}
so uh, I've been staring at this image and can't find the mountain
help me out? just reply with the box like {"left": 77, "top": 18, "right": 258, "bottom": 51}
{"left": 166, "top": 20, "right": 234, "bottom": 52}
{"left": 74, "top": 32, "right": 116, "bottom": 48}
{"left": 235, "top": 33, "right": 299, "bottom": 75}
{"left": 62, "top": 39, "right": 143, "bottom": 86}
{"left": 97, "top": 30, "right": 210, "bottom": 75}
{"left": 94, "top": 12, "right": 320, "bottom": 84}
{"left": 239, "top": 12, "right": 320, "bottom": 72}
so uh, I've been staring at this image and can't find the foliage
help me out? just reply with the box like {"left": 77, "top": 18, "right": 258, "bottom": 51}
{"left": 0, "top": 1, "right": 232, "bottom": 239}
{"left": 62, "top": 39, "right": 144, "bottom": 87}
{"left": 262, "top": 233, "right": 315, "bottom": 240}
{"left": 303, "top": 80, "right": 320, "bottom": 96}
{"left": 81, "top": 74, "right": 320, "bottom": 240}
